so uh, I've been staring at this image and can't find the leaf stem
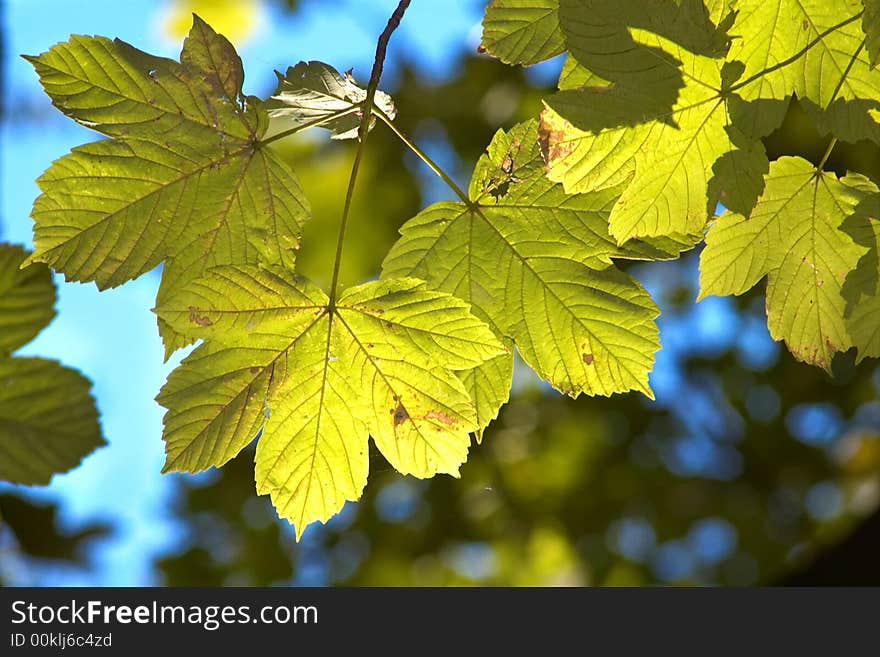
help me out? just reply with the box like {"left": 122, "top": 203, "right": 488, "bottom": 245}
{"left": 814, "top": 36, "right": 864, "bottom": 175}
{"left": 327, "top": 105, "right": 370, "bottom": 311}
{"left": 816, "top": 137, "right": 838, "bottom": 172}
{"left": 373, "top": 107, "right": 472, "bottom": 206}
{"left": 327, "top": 0, "right": 412, "bottom": 310}
{"left": 259, "top": 106, "right": 359, "bottom": 146}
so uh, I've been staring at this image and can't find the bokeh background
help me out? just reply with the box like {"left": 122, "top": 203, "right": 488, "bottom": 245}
{"left": 1, "top": 0, "right": 879, "bottom": 586}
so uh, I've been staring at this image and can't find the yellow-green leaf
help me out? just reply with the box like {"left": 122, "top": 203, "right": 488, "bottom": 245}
{"left": 728, "top": 0, "right": 880, "bottom": 143}
{"left": 385, "top": 121, "right": 665, "bottom": 400}
{"left": 865, "top": 0, "right": 880, "bottom": 67}
{"left": 540, "top": 0, "right": 743, "bottom": 242}
{"left": 700, "top": 156, "right": 879, "bottom": 369}
{"left": 155, "top": 266, "right": 505, "bottom": 537}
{"left": 480, "top": 0, "right": 565, "bottom": 66}
{"left": 841, "top": 191, "right": 880, "bottom": 361}
{"left": 25, "top": 16, "right": 309, "bottom": 348}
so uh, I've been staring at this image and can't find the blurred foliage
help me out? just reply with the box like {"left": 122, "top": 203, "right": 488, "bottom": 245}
{"left": 161, "top": 0, "right": 263, "bottom": 45}
{"left": 0, "top": 494, "right": 112, "bottom": 585}
{"left": 157, "top": 461, "right": 297, "bottom": 586}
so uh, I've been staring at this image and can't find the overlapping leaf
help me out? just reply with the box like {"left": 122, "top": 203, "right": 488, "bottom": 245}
{"left": 384, "top": 121, "right": 692, "bottom": 400}
{"left": 525, "top": 0, "right": 880, "bottom": 370}
{"left": 728, "top": 0, "right": 880, "bottom": 143}
{"left": 479, "top": 0, "right": 566, "bottom": 65}
{"left": 539, "top": 0, "right": 753, "bottom": 243}
{"left": 0, "top": 244, "right": 105, "bottom": 485}
{"left": 266, "top": 61, "right": 396, "bottom": 140}
{"left": 155, "top": 266, "right": 504, "bottom": 536}
{"left": 841, "top": 191, "right": 880, "bottom": 359}
{"left": 699, "top": 157, "right": 880, "bottom": 368}
{"left": 24, "top": 16, "right": 309, "bottom": 353}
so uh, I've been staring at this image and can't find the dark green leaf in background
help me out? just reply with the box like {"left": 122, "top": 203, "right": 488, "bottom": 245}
{"left": 0, "top": 245, "right": 105, "bottom": 485}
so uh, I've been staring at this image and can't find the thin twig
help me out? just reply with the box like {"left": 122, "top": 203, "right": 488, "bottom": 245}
{"left": 816, "top": 137, "right": 838, "bottom": 172}
{"left": 328, "top": 0, "right": 412, "bottom": 309}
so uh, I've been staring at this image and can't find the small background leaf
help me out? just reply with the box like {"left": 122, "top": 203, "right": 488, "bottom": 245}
{"left": 0, "top": 244, "right": 105, "bottom": 485}
{"left": 480, "top": 0, "right": 565, "bottom": 66}
{"left": 0, "top": 358, "right": 106, "bottom": 486}
{"left": 0, "top": 244, "right": 56, "bottom": 355}
{"left": 266, "top": 61, "right": 396, "bottom": 140}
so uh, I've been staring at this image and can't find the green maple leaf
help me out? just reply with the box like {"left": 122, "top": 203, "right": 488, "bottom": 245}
{"left": 728, "top": 0, "right": 880, "bottom": 143}
{"left": 384, "top": 121, "right": 689, "bottom": 401}
{"left": 479, "top": 0, "right": 566, "bottom": 66}
{"left": 24, "top": 16, "right": 308, "bottom": 355}
{"left": 0, "top": 244, "right": 56, "bottom": 355}
{"left": 265, "top": 60, "right": 396, "bottom": 140}
{"left": 699, "top": 156, "right": 880, "bottom": 369}
{"left": 538, "top": 0, "right": 759, "bottom": 243}
{"left": 0, "top": 244, "right": 105, "bottom": 485}
{"left": 155, "top": 266, "right": 504, "bottom": 537}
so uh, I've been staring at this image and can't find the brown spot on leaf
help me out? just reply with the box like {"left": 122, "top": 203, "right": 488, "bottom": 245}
{"left": 392, "top": 402, "right": 409, "bottom": 426}
{"left": 501, "top": 152, "right": 515, "bottom": 175}
{"left": 538, "top": 108, "right": 575, "bottom": 167}
{"left": 802, "top": 19, "right": 809, "bottom": 30}
{"left": 249, "top": 366, "right": 260, "bottom": 375}
{"left": 477, "top": 44, "right": 487, "bottom": 54}
{"left": 188, "top": 306, "right": 213, "bottom": 326}
{"left": 425, "top": 409, "right": 457, "bottom": 426}
{"left": 582, "top": 353, "right": 594, "bottom": 365}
